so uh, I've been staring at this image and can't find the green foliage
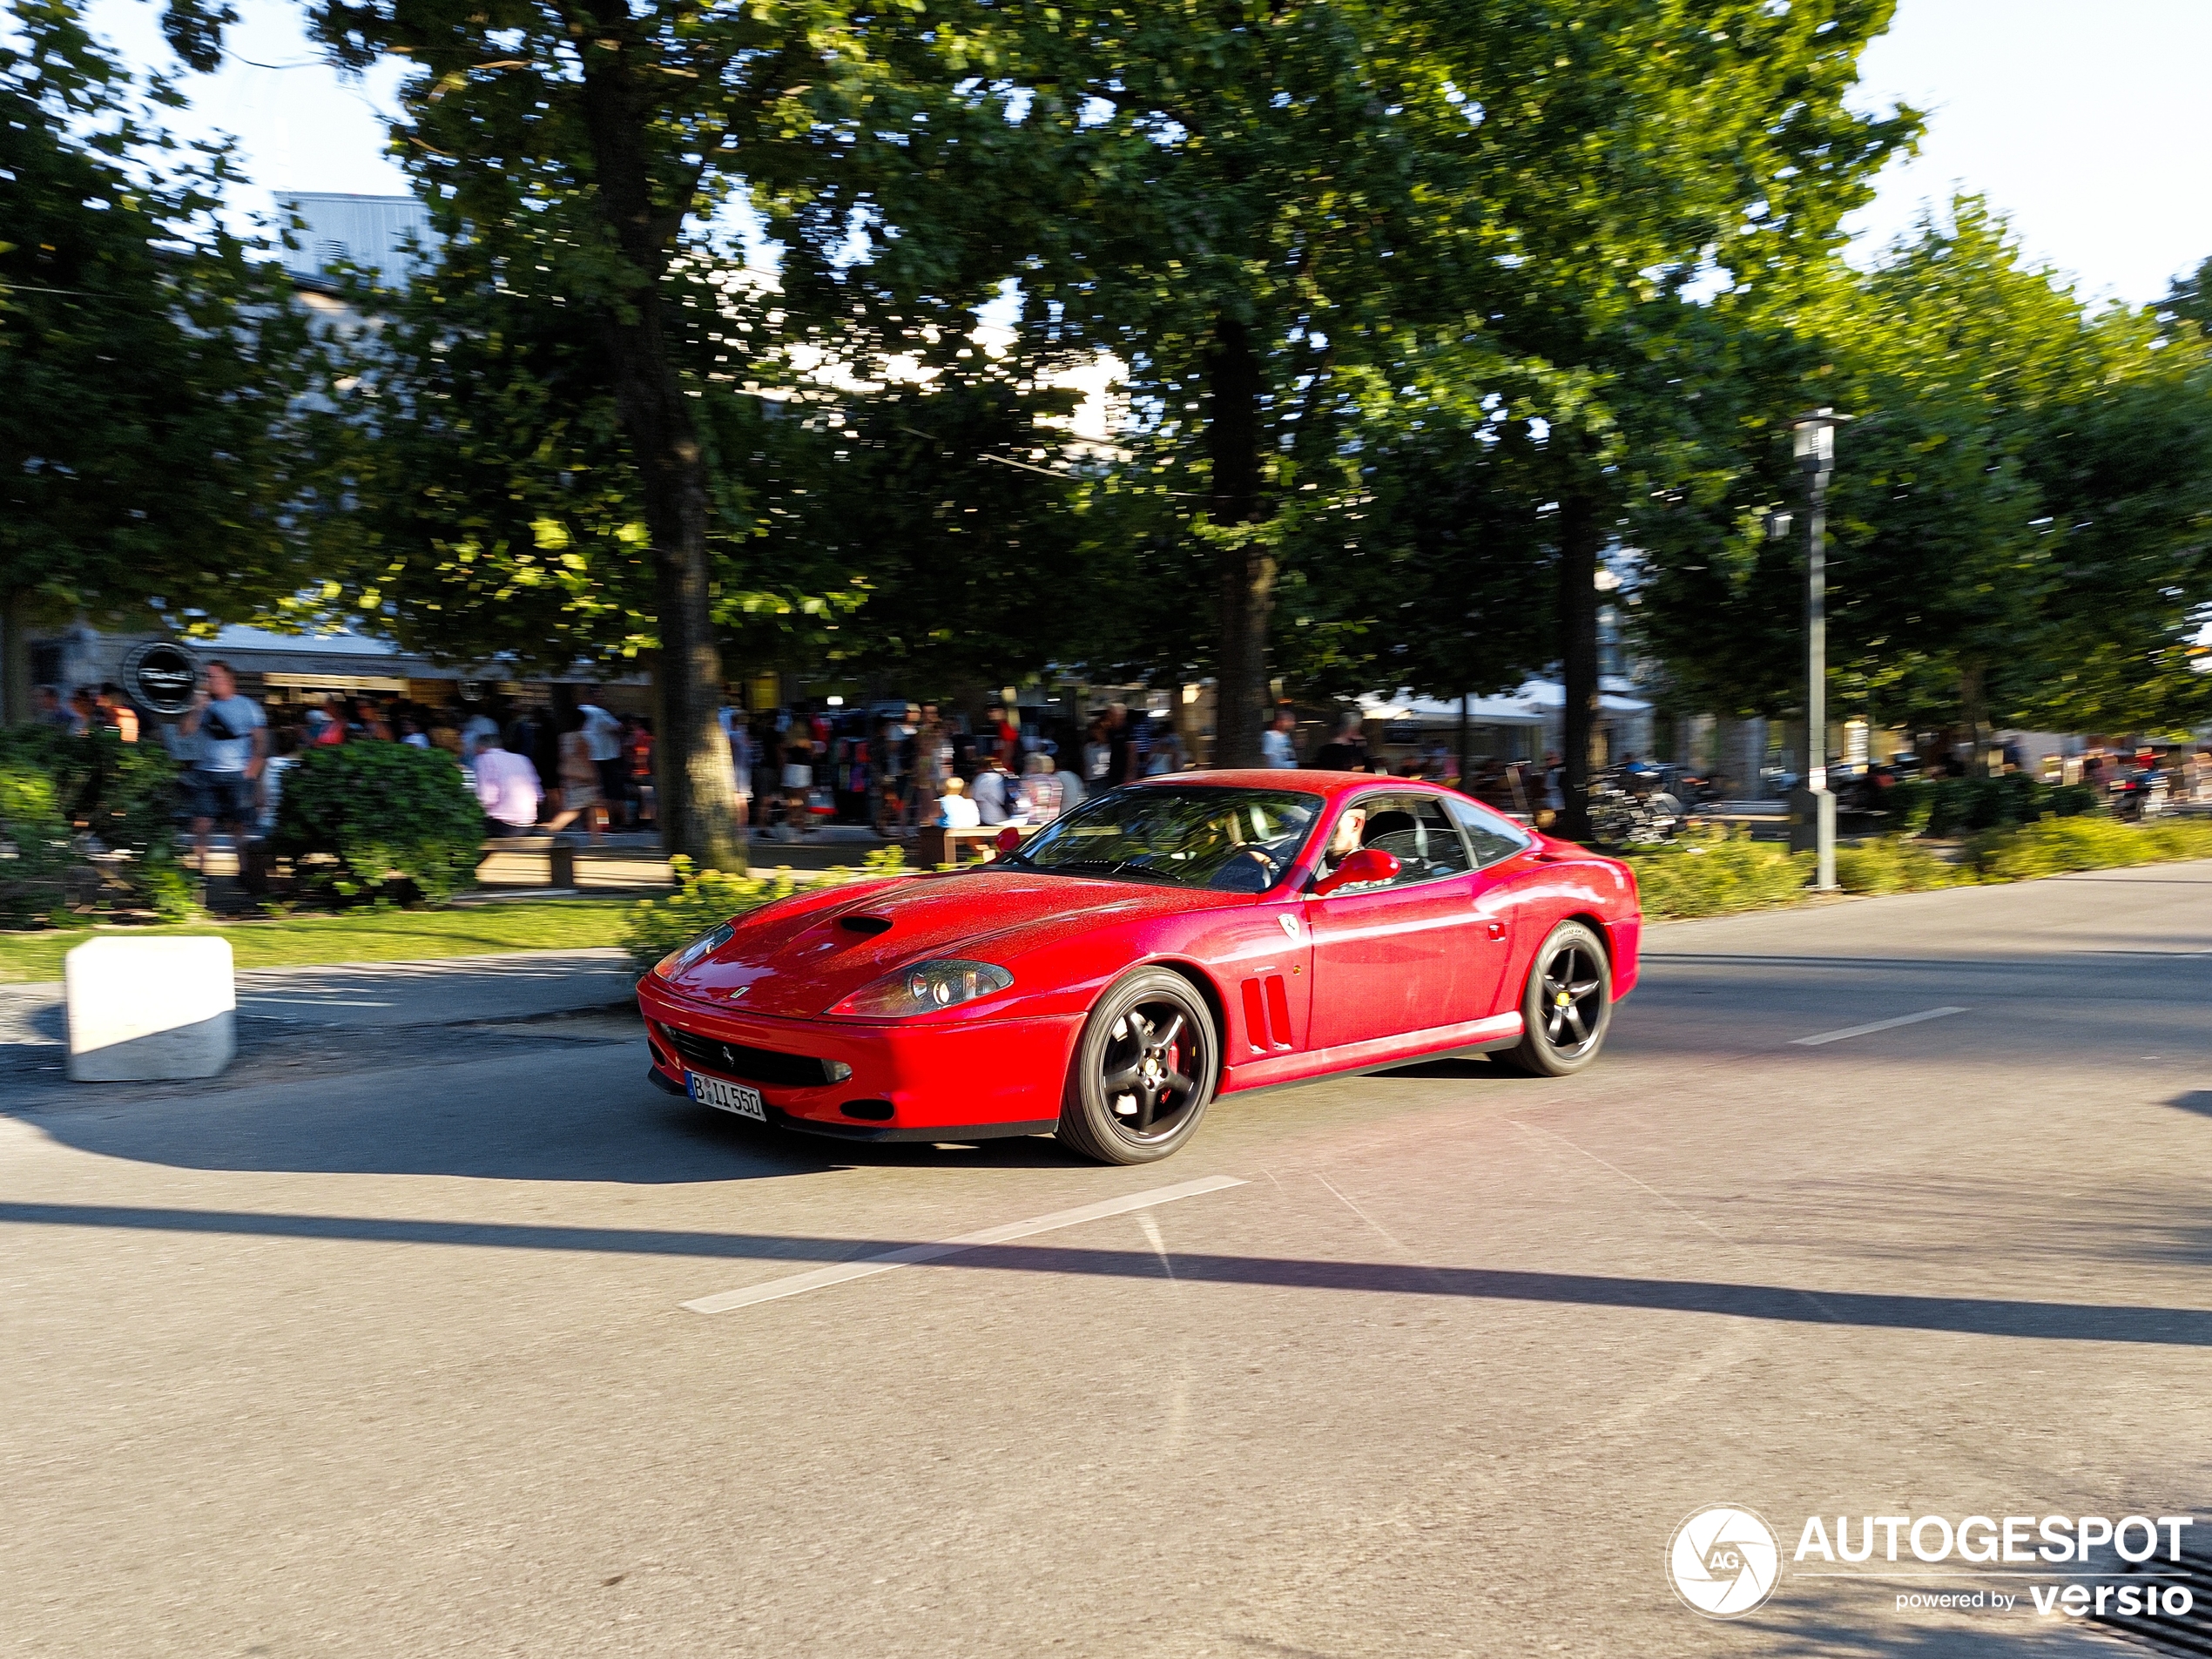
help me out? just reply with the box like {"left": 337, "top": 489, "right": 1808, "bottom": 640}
{"left": 623, "top": 846, "right": 906, "bottom": 976}
{"left": 0, "top": 726, "right": 185, "bottom": 925}
{"left": 1832, "top": 835, "right": 1962, "bottom": 896}
{"left": 1625, "top": 830, "right": 1811, "bottom": 921}
{"left": 1, "top": 1, "right": 324, "bottom": 641}
{"left": 1887, "top": 775, "right": 2100, "bottom": 836}
{"left": 1966, "top": 816, "right": 2212, "bottom": 883}
{"left": 272, "top": 744, "right": 483, "bottom": 906}
{"left": 1631, "top": 198, "right": 2212, "bottom": 733}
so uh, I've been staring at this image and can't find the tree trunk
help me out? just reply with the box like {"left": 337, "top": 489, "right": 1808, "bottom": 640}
{"left": 0, "top": 590, "right": 30, "bottom": 727}
{"left": 1555, "top": 482, "right": 1602, "bottom": 841}
{"left": 1457, "top": 691, "right": 1472, "bottom": 791}
{"left": 577, "top": 37, "right": 741, "bottom": 870}
{"left": 1959, "top": 658, "right": 1992, "bottom": 779}
{"left": 1208, "top": 317, "right": 1271, "bottom": 768}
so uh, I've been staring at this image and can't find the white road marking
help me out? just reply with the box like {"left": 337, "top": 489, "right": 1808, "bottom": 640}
{"left": 681, "top": 1175, "right": 1246, "bottom": 1314}
{"left": 240, "top": 997, "right": 397, "bottom": 1008}
{"left": 1792, "top": 1006, "right": 1968, "bottom": 1047}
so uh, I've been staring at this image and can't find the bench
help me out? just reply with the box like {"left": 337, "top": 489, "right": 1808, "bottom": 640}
{"left": 914, "top": 822, "right": 1039, "bottom": 869}
{"left": 476, "top": 835, "right": 577, "bottom": 888}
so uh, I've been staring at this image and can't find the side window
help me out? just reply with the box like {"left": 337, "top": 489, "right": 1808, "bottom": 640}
{"left": 1444, "top": 796, "right": 1533, "bottom": 869}
{"left": 1348, "top": 794, "right": 1474, "bottom": 888}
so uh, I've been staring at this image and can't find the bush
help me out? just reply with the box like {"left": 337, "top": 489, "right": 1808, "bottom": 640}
{"left": 1832, "top": 835, "right": 1964, "bottom": 896}
{"left": 0, "top": 725, "right": 185, "bottom": 926}
{"left": 273, "top": 741, "right": 484, "bottom": 905}
{"left": 624, "top": 846, "right": 906, "bottom": 974}
{"left": 1625, "top": 830, "right": 1811, "bottom": 921}
{"left": 1966, "top": 815, "right": 2212, "bottom": 882}
{"left": 1888, "top": 775, "right": 2100, "bottom": 836}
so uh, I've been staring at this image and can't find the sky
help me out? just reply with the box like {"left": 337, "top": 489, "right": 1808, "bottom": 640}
{"left": 76, "top": 0, "right": 2212, "bottom": 310}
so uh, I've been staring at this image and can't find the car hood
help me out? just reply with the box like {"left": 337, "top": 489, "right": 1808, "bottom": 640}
{"left": 662, "top": 869, "right": 1243, "bottom": 1016}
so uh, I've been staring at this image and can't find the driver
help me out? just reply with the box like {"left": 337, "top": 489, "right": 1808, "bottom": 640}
{"left": 1316, "top": 806, "right": 1367, "bottom": 880}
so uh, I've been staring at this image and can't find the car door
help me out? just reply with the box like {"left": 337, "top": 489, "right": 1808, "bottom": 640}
{"left": 1442, "top": 795, "right": 1542, "bottom": 1016}
{"left": 1304, "top": 792, "right": 1489, "bottom": 1051}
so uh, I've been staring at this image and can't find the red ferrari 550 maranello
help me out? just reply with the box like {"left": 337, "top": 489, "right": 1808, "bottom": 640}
{"left": 638, "top": 770, "right": 1642, "bottom": 1164}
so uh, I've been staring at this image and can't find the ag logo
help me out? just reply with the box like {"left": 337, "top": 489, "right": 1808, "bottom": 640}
{"left": 1667, "top": 1504, "right": 1780, "bottom": 1618}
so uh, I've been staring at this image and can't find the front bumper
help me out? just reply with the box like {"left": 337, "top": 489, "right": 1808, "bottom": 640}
{"left": 637, "top": 976, "right": 1082, "bottom": 1140}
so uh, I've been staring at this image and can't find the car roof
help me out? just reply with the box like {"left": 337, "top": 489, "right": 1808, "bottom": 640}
{"left": 1134, "top": 768, "right": 1461, "bottom": 806}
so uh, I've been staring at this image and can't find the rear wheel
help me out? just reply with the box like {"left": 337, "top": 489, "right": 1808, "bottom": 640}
{"left": 1495, "top": 921, "right": 1613, "bottom": 1077}
{"left": 1057, "top": 968, "right": 1219, "bottom": 1164}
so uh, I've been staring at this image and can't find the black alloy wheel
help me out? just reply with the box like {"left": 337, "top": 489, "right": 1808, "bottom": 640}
{"left": 1495, "top": 920, "right": 1614, "bottom": 1077}
{"left": 1058, "top": 968, "right": 1220, "bottom": 1164}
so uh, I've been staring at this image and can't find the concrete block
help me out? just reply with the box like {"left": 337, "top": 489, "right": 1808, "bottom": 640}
{"left": 64, "top": 936, "right": 236, "bottom": 1082}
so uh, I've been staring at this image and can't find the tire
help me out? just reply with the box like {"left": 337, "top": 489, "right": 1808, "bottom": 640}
{"left": 1494, "top": 921, "right": 1614, "bottom": 1077}
{"left": 1056, "top": 968, "right": 1220, "bottom": 1164}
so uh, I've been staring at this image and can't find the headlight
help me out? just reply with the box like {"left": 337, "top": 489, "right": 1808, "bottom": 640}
{"left": 653, "top": 921, "right": 735, "bottom": 980}
{"left": 838, "top": 958, "right": 1013, "bottom": 1017}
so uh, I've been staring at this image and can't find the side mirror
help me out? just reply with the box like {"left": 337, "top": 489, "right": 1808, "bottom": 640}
{"left": 1312, "top": 846, "right": 1399, "bottom": 897}
{"left": 995, "top": 826, "right": 1024, "bottom": 856}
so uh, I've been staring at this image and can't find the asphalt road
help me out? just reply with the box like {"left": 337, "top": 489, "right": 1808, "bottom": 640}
{"left": 4, "top": 864, "right": 2209, "bottom": 1657}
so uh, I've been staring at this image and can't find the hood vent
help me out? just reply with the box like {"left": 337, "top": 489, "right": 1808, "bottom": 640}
{"left": 837, "top": 914, "right": 894, "bottom": 936}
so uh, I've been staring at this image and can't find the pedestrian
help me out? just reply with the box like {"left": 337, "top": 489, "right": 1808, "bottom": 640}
{"left": 936, "top": 774, "right": 981, "bottom": 828}
{"left": 1310, "top": 711, "right": 1366, "bottom": 772}
{"left": 452, "top": 700, "right": 493, "bottom": 762}
{"left": 1103, "top": 703, "right": 1136, "bottom": 786}
{"left": 627, "top": 716, "right": 658, "bottom": 829}
{"left": 1261, "top": 705, "right": 1298, "bottom": 768}
{"left": 177, "top": 660, "right": 267, "bottom": 878}
{"left": 258, "top": 725, "right": 300, "bottom": 839}
{"left": 1082, "top": 715, "right": 1110, "bottom": 785}
{"left": 31, "top": 686, "right": 75, "bottom": 732}
{"left": 472, "top": 728, "right": 545, "bottom": 836}
{"left": 399, "top": 707, "right": 431, "bottom": 748}
{"left": 1541, "top": 750, "right": 1566, "bottom": 817}
{"left": 781, "top": 726, "right": 816, "bottom": 840}
{"left": 96, "top": 684, "right": 140, "bottom": 742}
{"left": 971, "top": 752, "right": 1010, "bottom": 825}
{"left": 544, "top": 709, "right": 605, "bottom": 842}
{"left": 577, "top": 689, "right": 627, "bottom": 827}
{"left": 1145, "top": 729, "right": 1190, "bottom": 775}
{"left": 1016, "top": 751, "right": 1066, "bottom": 823}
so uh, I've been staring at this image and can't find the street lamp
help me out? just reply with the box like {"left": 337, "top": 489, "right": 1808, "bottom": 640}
{"left": 1788, "top": 408, "right": 1850, "bottom": 891}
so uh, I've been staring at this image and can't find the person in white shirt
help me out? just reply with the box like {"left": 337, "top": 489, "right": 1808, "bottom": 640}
{"left": 577, "top": 694, "right": 627, "bottom": 827}
{"left": 457, "top": 706, "right": 500, "bottom": 764}
{"left": 471, "top": 731, "right": 544, "bottom": 833}
{"left": 936, "top": 775, "right": 981, "bottom": 828}
{"left": 970, "top": 756, "right": 1009, "bottom": 825}
{"left": 1260, "top": 706, "right": 1298, "bottom": 768}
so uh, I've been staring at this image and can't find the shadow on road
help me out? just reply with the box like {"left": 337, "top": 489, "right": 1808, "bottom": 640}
{"left": 3, "top": 1198, "right": 2209, "bottom": 1345}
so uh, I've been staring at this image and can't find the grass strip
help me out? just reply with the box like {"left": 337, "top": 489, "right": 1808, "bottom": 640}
{"left": 0, "top": 899, "right": 634, "bottom": 984}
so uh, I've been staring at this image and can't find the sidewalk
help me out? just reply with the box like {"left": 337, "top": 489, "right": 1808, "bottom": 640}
{"left": 1, "top": 948, "right": 642, "bottom": 1099}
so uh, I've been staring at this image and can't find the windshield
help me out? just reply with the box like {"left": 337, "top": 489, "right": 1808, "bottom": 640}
{"left": 1007, "top": 786, "right": 1325, "bottom": 893}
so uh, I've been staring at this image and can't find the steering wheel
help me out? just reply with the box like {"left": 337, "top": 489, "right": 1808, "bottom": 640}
{"left": 1210, "top": 845, "right": 1280, "bottom": 892}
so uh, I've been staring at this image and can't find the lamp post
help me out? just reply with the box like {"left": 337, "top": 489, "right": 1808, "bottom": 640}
{"left": 1787, "top": 408, "right": 1848, "bottom": 891}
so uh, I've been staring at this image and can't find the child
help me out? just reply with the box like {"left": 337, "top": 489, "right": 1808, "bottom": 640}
{"left": 936, "top": 774, "right": 981, "bottom": 828}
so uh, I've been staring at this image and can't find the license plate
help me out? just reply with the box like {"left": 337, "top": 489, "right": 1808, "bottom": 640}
{"left": 687, "top": 1071, "right": 765, "bottom": 1122}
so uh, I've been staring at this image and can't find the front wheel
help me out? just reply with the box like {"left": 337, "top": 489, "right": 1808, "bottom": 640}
{"left": 1495, "top": 921, "right": 1614, "bottom": 1077}
{"left": 1057, "top": 968, "right": 1220, "bottom": 1164}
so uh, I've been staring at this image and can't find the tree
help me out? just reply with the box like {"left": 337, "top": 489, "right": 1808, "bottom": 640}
{"left": 1631, "top": 200, "right": 2212, "bottom": 752}
{"left": 314, "top": 232, "right": 869, "bottom": 686}
{"left": 837, "top": 0, "right": 1912, "bottom": 792}
{"left": 0, "top": 0, "right": 320, "bottom": 721}
{"left": 222, "top": 0, "right": 949, "bottom": 865}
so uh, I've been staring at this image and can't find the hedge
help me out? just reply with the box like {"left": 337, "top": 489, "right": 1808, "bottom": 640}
{"left": 0, "top": 725, "right": 190, "bottom": 926}
{"left": 624, "top": 846, "right": 906, "bottom": 974}
{"left": 272, "top": 741, "right": 485, "bottom": 905}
